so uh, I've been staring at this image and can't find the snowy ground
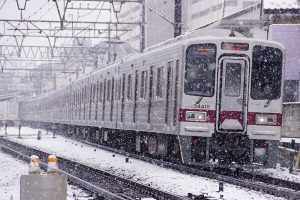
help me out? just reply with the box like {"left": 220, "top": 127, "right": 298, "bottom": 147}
{"left": 0, "top": 126, "right": 293, "bottom": 200}
{"left": 0, "top": 149, "right": 93, "bottom": 199}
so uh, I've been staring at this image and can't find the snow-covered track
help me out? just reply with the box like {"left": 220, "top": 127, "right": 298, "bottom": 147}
{"left": 0, "top": 137, "right": 199, "bottom": 200}
{"left": 76, "top": 138, "right": 300, "bottom": 200}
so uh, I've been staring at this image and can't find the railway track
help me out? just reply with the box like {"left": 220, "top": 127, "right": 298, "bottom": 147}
{"left": 0, "top": 137, "right": 210, "bottom": 200}
{"left": 73, "top": 137, "right": 300, "bottom": 200}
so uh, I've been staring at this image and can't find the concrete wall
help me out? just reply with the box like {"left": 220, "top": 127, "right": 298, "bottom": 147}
{"left": 282, "top": 103, "right": 300, "bottom": 138}
{"left": 269, "top": 24, "right": 300, "bottom": 81}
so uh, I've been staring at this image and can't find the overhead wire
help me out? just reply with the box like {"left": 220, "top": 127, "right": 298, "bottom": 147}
{"left": 3, "top": 0, "right": 50, "bottom": 46}
{"left": 77, "top": 2, "right": 101, "bottom": 18}
{"left": 0, "top": 0, "right": 7, "bottom": 10}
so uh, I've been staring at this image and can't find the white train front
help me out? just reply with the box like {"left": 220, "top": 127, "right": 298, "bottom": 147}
{"left": 19, "top": 36, "right": 285, "bottom": 166}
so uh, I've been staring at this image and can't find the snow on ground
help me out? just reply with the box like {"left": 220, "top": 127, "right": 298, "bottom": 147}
{"left": 281, "top": 137, "right": 300, "bottom": 144}
{"left": 250, "top": 138, "right": 300, "bottom": 183}
{"left": 0, "top": 152, "right": 27, "bottom": 200}
{"left": 0, "top": 142, "right": 92, "bottom": 199}
{"left": 255, "top": 167, "right": 300, "bottom": 183}
{"left": 0, "top": 126, "right": 289, "bottom": 200}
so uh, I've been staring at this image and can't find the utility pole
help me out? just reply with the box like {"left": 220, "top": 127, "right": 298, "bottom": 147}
{"left": 174, "top": 0, "right": 182, "bottom": 37}
{"left": 140, "top": 0, "right": 145, "bottom": 52}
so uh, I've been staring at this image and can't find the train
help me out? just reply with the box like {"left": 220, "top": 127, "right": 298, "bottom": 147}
{"left": 18, "top": 34, "right": 285, "bottom": 167}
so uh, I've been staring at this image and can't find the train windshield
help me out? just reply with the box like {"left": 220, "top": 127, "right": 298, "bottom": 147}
{"left": 185, "top": 43, "right": 217, "bottom": 96}
{"left": 251, "top": 46, "right": 283, "bottom": 100}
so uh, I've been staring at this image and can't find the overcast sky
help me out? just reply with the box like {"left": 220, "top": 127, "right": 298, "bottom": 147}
{"left": 0, "top": 0, "right": 112, "bottom": 46}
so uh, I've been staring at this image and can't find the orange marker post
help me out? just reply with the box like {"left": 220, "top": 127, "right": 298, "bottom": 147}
{"left": 47, "top": 155, "right": 59, "bottom": 174}
{"left": 29, "top": 155, "right": 41, "bottom": 174}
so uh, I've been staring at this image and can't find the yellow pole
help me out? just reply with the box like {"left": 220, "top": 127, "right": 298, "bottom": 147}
{"left": 294, "top": 149, "right": 300, "bottom": 175}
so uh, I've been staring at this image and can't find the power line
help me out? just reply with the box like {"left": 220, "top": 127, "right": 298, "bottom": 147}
{"left": 0, "top": 0, "right": 7, "bottom": 10}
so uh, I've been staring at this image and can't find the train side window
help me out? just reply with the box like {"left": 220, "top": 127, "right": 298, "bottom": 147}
{"left": 107, "top": 80, "right": 111, "bottom": 102}
{"left": 84, "top": 86, "right": 87, "bottom": 104}
{"left": 173, "top": 60, "right": 180, "bottom": 126}
{"left": 89, "top": 85, "right": 92, "bottom": 103}
{"left": 81, "top": 87, "right": 84, "bottom": 104}
{"left": 156, "top": 66, "right": 164, "bottom": 98}
{"left": 93, "top": 84, "right": 96, "bottom": 102}
{"left": 96, "top": 82, "right": 99, "bottom": 103}
{"left": 73, "top": 92, "right": 76, "bottom": 106}
{"left": 111, "top": 78, "right": 115, "bottom": 103}
{"left": 118, "top": 78, "right": 122, "bottom": 100}
{"left": 140, "top": 70, "right": 148, "bottom": 99}
{"left": 167, "top": 61, "right": 173, "bottom": 97}
{"left": 99, "top": 82, "right": 103, "bottom": 103}
{"left": 135, "top": 70, "right": 138, "bottom": 102}
{"left": 115, "top": 78, "right": 118, "bottom": 101}
{"left": 103, "top": 80, "right": 107, "bottom": 104}
{"left": 127, "top": 74, "right": 133, "bottom": 100}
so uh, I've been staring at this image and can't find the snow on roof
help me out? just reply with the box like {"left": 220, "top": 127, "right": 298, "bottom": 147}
{"left": 264, "top": 0, "right": 300, "bottom": 10}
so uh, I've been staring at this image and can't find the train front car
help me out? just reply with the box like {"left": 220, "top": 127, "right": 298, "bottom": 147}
{"left": 179, "top": 37, "right": 284, "bottom": 167}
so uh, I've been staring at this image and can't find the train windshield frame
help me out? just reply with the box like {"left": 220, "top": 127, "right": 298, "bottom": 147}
{"left": 184, "top": 43, "right": 217, "bottom": 97}
{"left": 251, "top": 46, "right": 283, "bottom": 100}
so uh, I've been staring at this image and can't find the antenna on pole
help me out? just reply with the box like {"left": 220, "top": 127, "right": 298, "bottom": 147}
{"left": 229, "top": 28, "right": 236, "bottom": 37}
{"left": 174, "top": 0, "right": 182, "bottom": 37}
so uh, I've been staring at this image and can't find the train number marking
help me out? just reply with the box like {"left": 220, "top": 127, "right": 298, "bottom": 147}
{"left": 193, "top": 104, "right": 210, "bottom": 109}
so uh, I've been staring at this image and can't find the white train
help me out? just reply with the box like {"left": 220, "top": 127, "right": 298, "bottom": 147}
{"left": 19, "top": 34, "right": 285, "bottom": 166}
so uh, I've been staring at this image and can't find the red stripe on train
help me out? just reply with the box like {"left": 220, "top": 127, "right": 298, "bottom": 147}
{"left": 179, "top": 109, "right": 216, "bottom": 123}
{"left": 179, "top": 109, "right": 282, "bottom": 126}
{"left": 247, "top": 112, "right": 282, "bottom": 126}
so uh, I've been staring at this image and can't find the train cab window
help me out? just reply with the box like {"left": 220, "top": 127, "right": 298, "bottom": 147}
{"left": 127, "top": 74, "right": 133, "bottom": 100}
{"left": 224, "top": 63, "right": 242, "bottom": 97}
{"left": 156, "top": 67, "right": 164, "bottom": 98}
{"left": 251, "top": 46, "right": 283, "bottom": 100}
{"left": 140, "top": 70, "right": 148, "bottom": 99}
{"left": 184, "top": 43, "right": 216, "bottom": 97}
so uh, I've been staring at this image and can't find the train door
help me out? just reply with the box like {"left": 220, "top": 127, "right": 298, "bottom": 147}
{"left": 216, "top": 57, "right": 248, "bottom": 133}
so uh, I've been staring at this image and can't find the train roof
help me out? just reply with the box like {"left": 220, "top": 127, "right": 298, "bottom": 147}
{"left": 21, "top": 29, "right": 285, "bottom": 102}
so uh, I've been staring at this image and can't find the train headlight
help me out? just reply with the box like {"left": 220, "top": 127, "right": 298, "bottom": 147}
{"left": 256, "top": 115, "right": 276, "bottom": 125}
{"left": 186, "top": 111, "right": 206, "bottom": 121}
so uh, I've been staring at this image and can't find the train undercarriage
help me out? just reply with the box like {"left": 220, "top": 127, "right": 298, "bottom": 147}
{"left": 23, "top": 121, "right": 279, "bottom": 168}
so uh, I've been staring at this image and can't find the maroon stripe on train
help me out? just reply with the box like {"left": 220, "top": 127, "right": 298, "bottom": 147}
{"left": 179, "top": 109, "right": 282, "bottom": 126}
{"left": 247, "top": 112, "right": 282, "bottom": 126}
{"left": 219, "top": 111, "right": 243, "bottom": 125}
{"left": 179, "top": 108, "right": 216, "bottom": 123}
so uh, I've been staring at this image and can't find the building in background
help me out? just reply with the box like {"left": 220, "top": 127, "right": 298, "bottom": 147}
{"left": 118, "top": 1, "right": 178, "bottom": 50}
{"left": 187, "top": 0, "right": 259, "bottom": 29}
{"left": 263, "top": 0, "right": 300, "bottom": 102}
{"left": 118, "top": 0, "right": 260, "bottom": 50}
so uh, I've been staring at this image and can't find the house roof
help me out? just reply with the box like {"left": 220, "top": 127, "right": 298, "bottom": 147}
{"left": 264, "top": 0, "right": 300, "bottom": 13}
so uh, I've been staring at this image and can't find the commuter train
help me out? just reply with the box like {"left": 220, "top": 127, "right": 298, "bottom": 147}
{"left": 19, "top": 35, "right": 285, "bottom": 166}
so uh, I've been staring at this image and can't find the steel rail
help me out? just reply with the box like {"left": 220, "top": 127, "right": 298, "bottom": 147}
{"left": 75, "top": 138, "right": 300, "bottom": 200}
{"left": 0, "top": 137, "right": 195, "bottom": 200}
{"left": 0, "top": 140, "right": 126, "bottom": 200}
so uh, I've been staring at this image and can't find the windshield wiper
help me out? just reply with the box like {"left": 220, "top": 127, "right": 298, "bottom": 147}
{"left": 264, "top": 98, "right": 272, "bottom": 108}
{"left": 196, "top": 96, "right": 204, "bottom": 105}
